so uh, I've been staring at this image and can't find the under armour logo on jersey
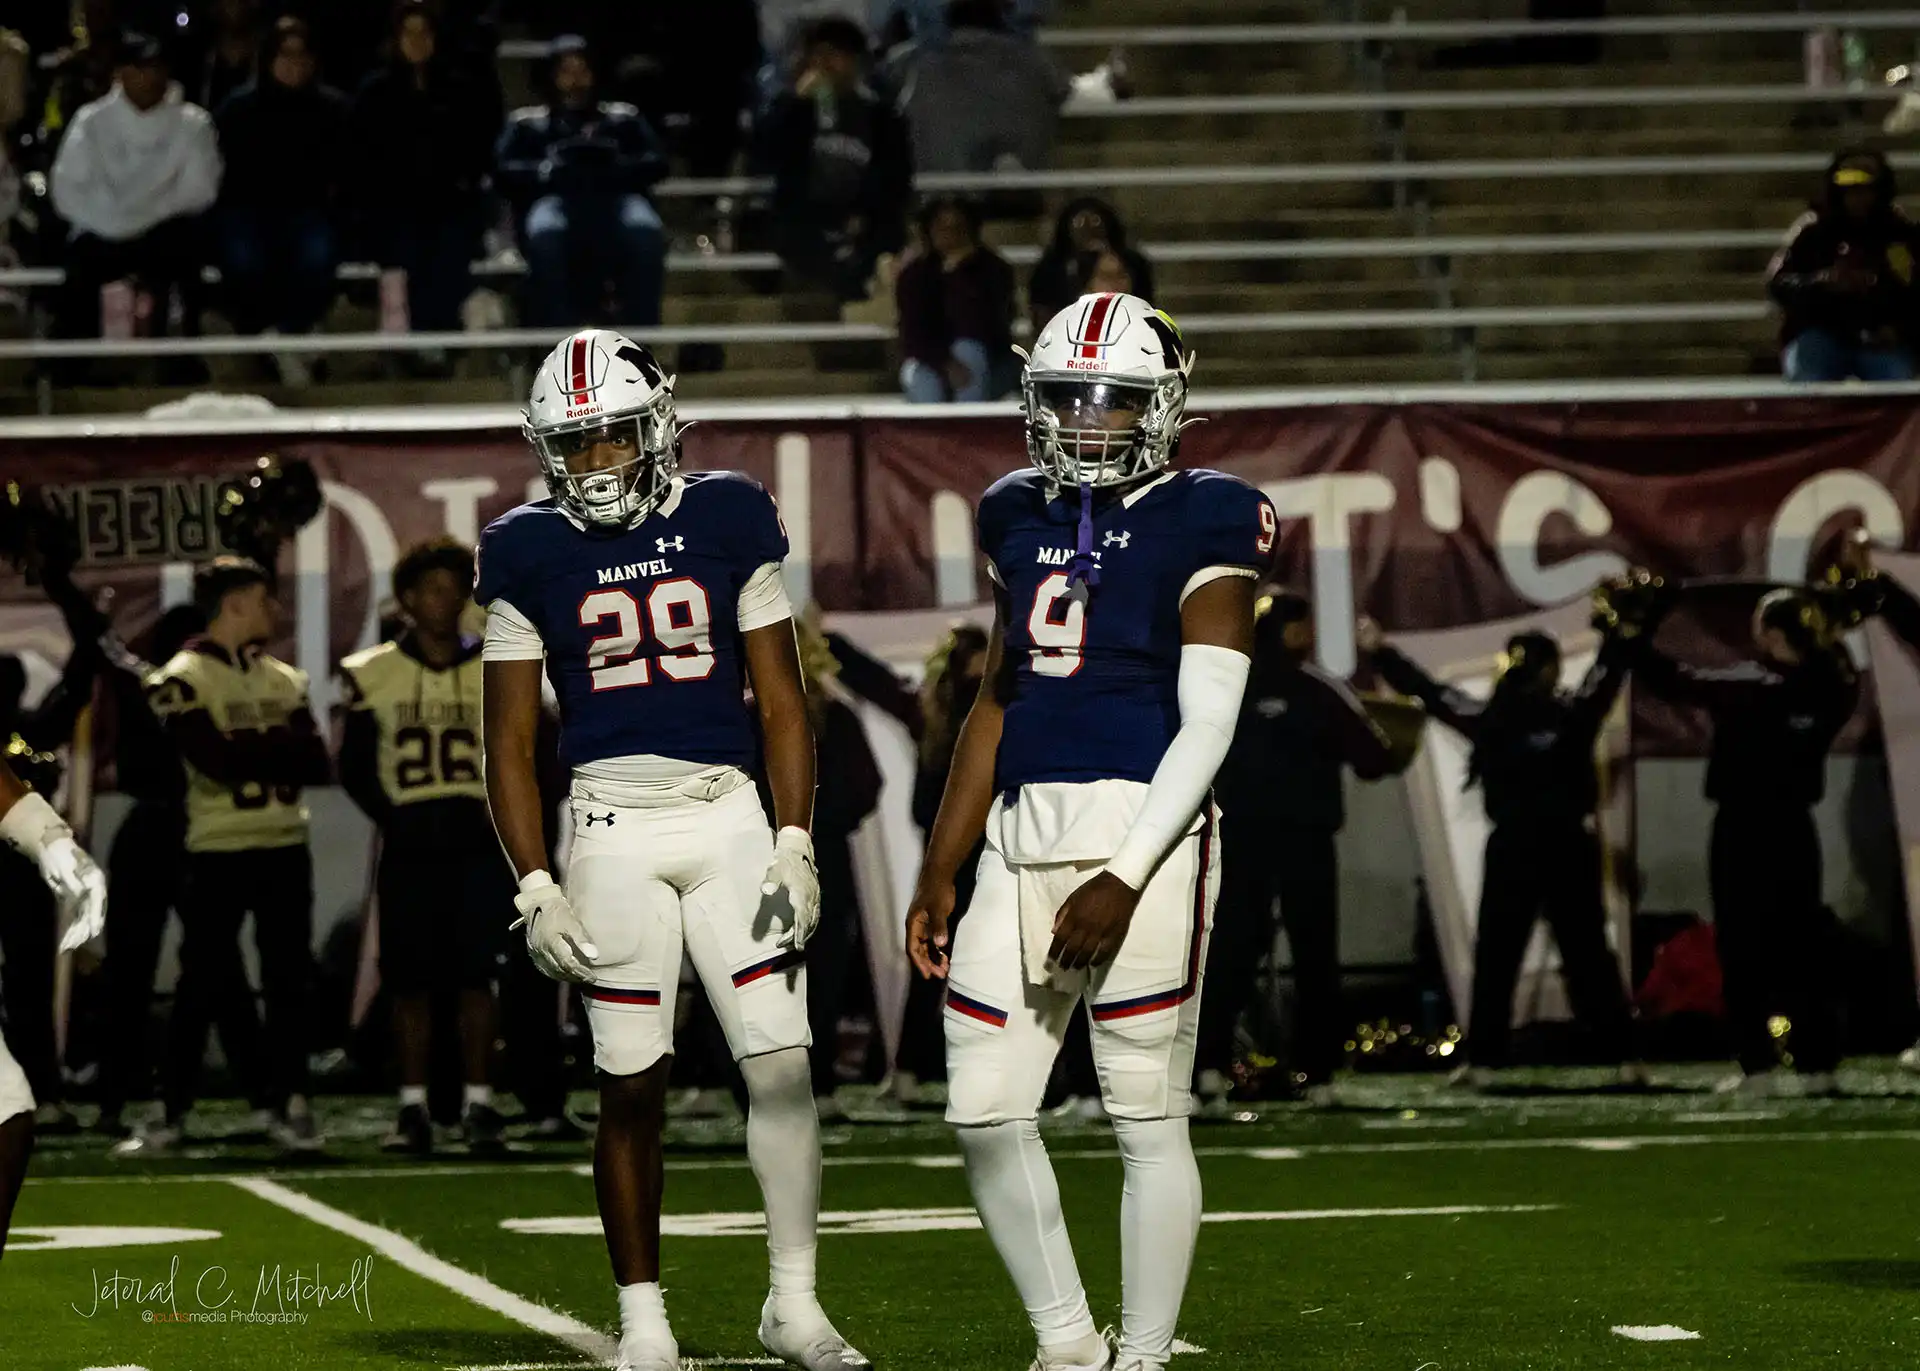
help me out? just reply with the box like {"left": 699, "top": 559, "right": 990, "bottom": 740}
{"left": 657, "top": 536, "right": 684, "bottom": 553}
{"left": 1102, "top": 530, "right": 1131, "bottom": 549}
{"left": 585, "top": 812, "right": 616, "bottom": 827}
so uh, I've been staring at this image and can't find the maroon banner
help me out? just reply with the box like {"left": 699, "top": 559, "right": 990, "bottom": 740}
{"left": 0, "top": 422, "right": 858, "bottom": 678}
{"left": 4, "top": 394, "right": 1916, "bottom": 753}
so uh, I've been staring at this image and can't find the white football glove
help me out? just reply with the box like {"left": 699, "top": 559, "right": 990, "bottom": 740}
{"left": 511, "top": 870, "right": 599, "bottom": 983}
{"left": 0, "top": 792, "right": 107, "bottom": 954}
{"left": 45, "top": 836, "right": 108, "bottom": 954}
{"left": 760, "top": 826, "right": 821, "bottom": 952}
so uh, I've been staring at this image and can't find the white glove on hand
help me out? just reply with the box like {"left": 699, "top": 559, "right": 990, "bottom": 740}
{"left": 0, "top": 792, "right": 107, "bottom": 954}
{"left": 44, "top": 836, "right": 108, "bottom": 954}
{"left": 760, "top": 826, "right": 820, "bottom": 952}
{"left": 511, "top": 870, "right": 599, "bottom": 983}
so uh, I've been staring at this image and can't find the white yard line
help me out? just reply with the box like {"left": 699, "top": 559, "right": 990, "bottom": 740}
{"left": 228, "top": 1177, "right": 615, "bottom": 1364}
{"left": 1612, "top": 1325, "right": 1702, "bottom": 1342}
{"left": 1203, "top": 1204, "right": 1560, "bottom": 1223}
{"left": 25, "top": 1127, "right": 1920, "bottom": 1188}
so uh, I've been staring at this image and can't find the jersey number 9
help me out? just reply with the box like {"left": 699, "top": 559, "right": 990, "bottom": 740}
{"left": 579, "top": 580, "right": 716, "bottom": 692}
{"left": 1028, "top": 572, "right": 1087, "bottom": 678}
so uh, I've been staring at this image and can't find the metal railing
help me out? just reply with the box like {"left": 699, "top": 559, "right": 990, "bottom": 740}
{"left": 652, "top": 150, "right": 1913, "bottom": 200}
{"left": 493, "top": 10, "right": 1920, "bottom": 57}
{"left": 0, "top": 228, "right": 1784, "bottom": 297}
{"left": 1068, "top": 83, "right": 1901, "bottom": 118}
{"left": 0, "top": 300, "right": 1769, "bottom": 365}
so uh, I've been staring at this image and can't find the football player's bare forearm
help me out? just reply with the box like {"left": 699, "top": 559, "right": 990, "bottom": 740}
{"left": 486, "top": 748, "right": 550, "bottom": 880}
{"left": 484, "top": 660, "right": 551, "bottom": 879}
{"left": 744, "top": 621, "right": 816, "bottom": 833}
{"left": 761, "top": 701, "right": 816, "bottom": 834}
{"left": 920, "top": 698, "right": 1003, "bottom": 888}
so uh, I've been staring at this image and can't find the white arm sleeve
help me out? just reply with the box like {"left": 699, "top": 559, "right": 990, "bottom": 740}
{"left": 736, "top": 562, "right": 794, "bottom": 632}
{"left": 482, "top": 598, "right": 546, "bottom": 661}
{"left": 1104, "top": 642, "right": 1251, "bottom": 891}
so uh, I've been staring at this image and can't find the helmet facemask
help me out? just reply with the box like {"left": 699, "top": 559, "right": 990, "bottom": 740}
{"left": 528, "top": 387, "right": 680, "bottom": 530}
{"left": 1023, "top": 369, "right": 1188, "bottom": 492}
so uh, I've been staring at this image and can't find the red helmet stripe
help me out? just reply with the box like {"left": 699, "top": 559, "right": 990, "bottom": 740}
{"left": 569, "top": 336, "right": 590, "bottom": 405}
{"left": 1078, "top": 293, "right": 1118, "bottom": 359}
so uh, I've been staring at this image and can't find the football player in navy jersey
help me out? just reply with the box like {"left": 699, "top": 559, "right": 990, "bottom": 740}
{"left": 907, "top": 295, "right": 1276, "bottom": 1371}
{"left": 478, "top": 329, "right": 868, "bottom": 1371}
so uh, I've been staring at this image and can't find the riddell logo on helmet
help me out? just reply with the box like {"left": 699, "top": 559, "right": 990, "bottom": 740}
{"left": 565, "top": 405, "right": 602, "bottom": 418}
{"left": 1063, "top": 359, "right": 1106, "bottom": 370}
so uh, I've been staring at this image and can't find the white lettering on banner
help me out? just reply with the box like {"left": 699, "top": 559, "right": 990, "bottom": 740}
{"left": 932, "top": 489, "right": 975, "bottom": 608}
{"left": 1766, "top": 470, "right": 1904, "bottom": 585}
{"left": 1262, "top": 472, "right": 1395, "bottom": 677}
{"left": 1495, "top": 471, "right": 1628, "bottom": 608}
{"left": 296, "top": 481, "right": 398, "bottom": 714}
{"left": 1419, "top": 456, "right": 1463, "bottom": 534}
{"left": 776, "top": 433, "right": 812, "bottom": 607}
{"left": 420, "top": 477, "right": 499, "bottom": 546}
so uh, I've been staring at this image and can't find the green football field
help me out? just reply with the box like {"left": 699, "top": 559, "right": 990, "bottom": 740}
{"left": 10, "top": 1067, "right": 1920, "bottom": 1371}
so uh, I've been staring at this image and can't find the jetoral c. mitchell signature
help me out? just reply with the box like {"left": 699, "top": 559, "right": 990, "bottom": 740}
{"left": 74, "top": 1255, "right": 374, "bottom": 1321}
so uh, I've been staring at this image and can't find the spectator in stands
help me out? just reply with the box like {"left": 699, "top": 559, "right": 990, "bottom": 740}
{"left": 185, "top": 0, "right": 262, "bottom": 114}
{"left": 758, "top": 16, "right": 911, "bottom": 301}
{"left": 213, "top": 19, "right": 348, "bottom": 364}
{"left": 350, "top": 2, "right": 503, "bottom": 333}
{"left": 1769, "top": 148, "right": 1920, "bottom": 383}
{"left": 892, "top": 0, "right": 1070, "bottom": 174}
{"left": 1026, "top": 196, "right": 1155, "bottom": 331}
{"left": 545, "top": 1, "right": 758, "bottom": 182}
{"left": 50, "top": 31, "right": 221, "bottom": 344}
{"left": 495, "top": 35, "right": 667, "bottom": 328}
{"left": 895, "top": 195, "right": 1015, "bottom": 402}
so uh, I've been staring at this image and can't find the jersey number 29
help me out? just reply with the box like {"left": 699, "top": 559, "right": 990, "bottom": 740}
{"left": 579, "top": 580, "right": 716, "bottom": 691}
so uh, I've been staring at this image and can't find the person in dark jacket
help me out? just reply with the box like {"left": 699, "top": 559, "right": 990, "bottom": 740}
{"left": 94, "top": 604, "right": 202, "bottom": 1137}
{"left": 1634, "top": 588, "right": 1859, "bottom": 1091}
{"left": 895, "top": 196, "right": 1016, "bottom": 402}
{"left": 495, "top": 35, "right": 668, "bottom": 328}
{"left": 212, "top": 18, "right": 349, "bottom": 343}
{"left": 1767, "top": 147, "right": 1920, "bottom": 382}
{"left": 1026, "top": 197, "right": 1155, "bottom": 336}
{"left": 757, "top": 16, "right": 911, "bottom": 302}
{"left": 822, "top": 622, "right": 988, "bottom": 1104}
{"left": 1358, "top": 613, "right": 1641, "bottom": 1081}
{"left": 1198, "top": 592, "right": 1397, "bottom": 1105}
{"left": 791, "top": 618, "right": 884, "bottom": 1114}
{"left": 349, "top": 2, "right": 503, "bottom": 333}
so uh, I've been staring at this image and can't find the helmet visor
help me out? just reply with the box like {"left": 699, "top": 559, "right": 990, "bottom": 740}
{"left": 1033, "top": 379, "right": 1153, "bottom": 434}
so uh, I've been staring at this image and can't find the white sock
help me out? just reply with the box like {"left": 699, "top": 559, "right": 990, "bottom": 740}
{"left": 398, "top": 1085, "right": 427, "bottom": 1108}
{"left": 956, "top": 1120, "right": 1098, "bottom": 1352}
{"left": 739, "top": 1047, "right": 821, "bottom": 1304}
{"left": 1111, "top": 1117, "right": 1202, "bottom": 1367}
{"left": 463, "top": 1084, "right": 492, "bottom": 1109}
{"left": 617, "top": 1280, "right": 675, "bottom": 1350}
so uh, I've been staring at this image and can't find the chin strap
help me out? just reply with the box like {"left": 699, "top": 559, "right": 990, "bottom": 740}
{"left": 1067, "top": 480, "right": 1101, "bottom": 601}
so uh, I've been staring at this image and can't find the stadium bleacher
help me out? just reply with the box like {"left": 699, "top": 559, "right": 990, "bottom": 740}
{"left": 1, "top": 1, "right": 1915, "bottom": 410}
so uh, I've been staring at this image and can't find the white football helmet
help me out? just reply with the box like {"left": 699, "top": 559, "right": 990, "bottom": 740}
{"left": 1020, "top": 292, "right": 1194, "bottom": 490}
{"left": 524, "top": 328, "right": 681, "bottom": 529}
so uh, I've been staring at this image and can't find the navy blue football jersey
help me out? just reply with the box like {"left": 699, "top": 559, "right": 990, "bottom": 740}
{"left": 475, "top": 472, "right": 788, "bottom": 770}
{"left": 980, "top": 468, "right": 1276, "bottom": 792}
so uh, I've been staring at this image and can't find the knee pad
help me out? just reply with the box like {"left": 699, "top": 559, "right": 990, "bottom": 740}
{"left": 1092, "top": 1015, "right": 1185, "bottom": 1122}
{"left": 739, "top": 1045, "right": 811, "bottom": 1110}
{"left": 588, "top": 1005, "right": 668, "bottom": 1078}
{"left": 0, "top": 1034, "right": 35, "bottom": 1127}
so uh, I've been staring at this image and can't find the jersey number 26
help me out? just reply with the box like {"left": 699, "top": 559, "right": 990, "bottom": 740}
{"left": 579, "top": 580, "right": 716, "bottom": 691}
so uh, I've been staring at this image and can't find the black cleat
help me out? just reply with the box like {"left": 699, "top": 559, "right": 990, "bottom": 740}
{"left": 382, "top": 1103, "right": 433, "bottom": 1155}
